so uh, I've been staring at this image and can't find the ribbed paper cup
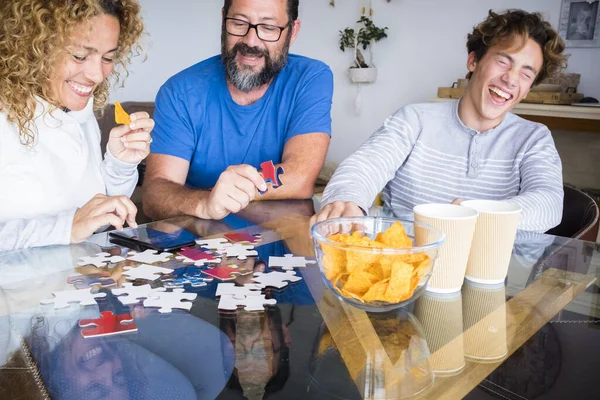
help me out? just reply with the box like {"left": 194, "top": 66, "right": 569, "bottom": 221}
{"left": 462, "top": 200, "right": 521, "bottom": 284}
{"left": 462, "top": 281, "right": 507, "bottom": 362}
{"left": 414, "top": 292, "right": 465, "bottom": 376}
{"left": 414, "top": 204, "right": 478, "bottom": 293}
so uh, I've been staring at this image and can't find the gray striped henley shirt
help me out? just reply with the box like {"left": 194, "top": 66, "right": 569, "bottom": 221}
{"left": 321, "top": 100, "right": 563, "bottom": 233}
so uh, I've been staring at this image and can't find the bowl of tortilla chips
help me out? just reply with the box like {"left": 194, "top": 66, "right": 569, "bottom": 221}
{"left": 311, "top": 217, "right": 445, "bottom": 312}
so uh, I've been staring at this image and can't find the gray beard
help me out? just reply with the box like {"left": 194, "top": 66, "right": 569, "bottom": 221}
{"left": 221, "top": 31, "right": 291, "bottom": 93}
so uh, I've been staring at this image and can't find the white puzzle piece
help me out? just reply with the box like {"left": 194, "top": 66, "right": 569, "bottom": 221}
{"left": 215, "top": 283, "right": 262, "bottom": 299}
{"left": 123, "top": 264, "right": 174, "bottom": 281}
{"left": 111, "top": 283, "right": 167, "bottom": 305}
{"left": 251, "top": 271, "right": 302, "bottom": 289}
{"left": 268, "top": 254, "right": 317, "bottom": 271}
{"left": 195, "top": 238, "right": 230, "bottom": 254}
{"left": 218, "top": 294, "right": 277, "bottom": 312}
{"left": 41, "top": 288, "right": 107, "bottom": 309}
{"left": 222, "top": 243, "right": 258, "bottom": 260}
{"left": 77, "top": 252, "right": 126, "bottom": 267}
{"left": 175, "top": 255, "right": 221, "bottom": 266}
{"left": 126, "top": 250, "right": 173, "bottom": 264}
{"left": 143, "top": 289, "right": 197, "bottom": 313}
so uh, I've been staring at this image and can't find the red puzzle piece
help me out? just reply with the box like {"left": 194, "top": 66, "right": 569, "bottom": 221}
{"left": 259, "top": 160, "right": 285, "bottom": 194}
{"left": 202, "top": 265, "right": 253, "bottom": 281}
{"left": 79, "top": 311, "right": 138, "bottom": 338}
{"left": 223, "top": 232, "right": 262, "bottom": 245}
{"left": 178, "top": 247, "right": 220, "bottom": 263}
{"left": 67, "top": 273, "right": 116, "bottom": 290}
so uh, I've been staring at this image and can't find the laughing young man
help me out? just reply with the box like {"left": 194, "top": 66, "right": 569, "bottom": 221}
{"left": 314, "top": 9, "right": 568, "bottom": 233}
{"left": 143, "top": 0, "right": 333, "bottom": 221}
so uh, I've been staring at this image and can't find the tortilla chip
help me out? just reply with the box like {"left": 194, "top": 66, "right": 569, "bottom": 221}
{"left": 398, "top": 252, "right": 428, "bottom": 264}
{"left": 343, "top": 270, "right": 373, "bottom": 296}
{"left": 322, "top": 242, "right": 346, "bottom": 280}
{"left": 376, "top": 221, "right": 412, "bottom": 248}
{"left": 385, "top": 261, "right": 415, "bottom": 303}
{"left": 362, "top": 279, "right": 390, "bottom": 302}
{"left": 114, "top": 101, "right": 131, "bottom": 125}
{"left": 365, "top": 263, "right": 384, "bottom": 284}
{"left": 412, "top": 255, "right": 432, "bottom": 278}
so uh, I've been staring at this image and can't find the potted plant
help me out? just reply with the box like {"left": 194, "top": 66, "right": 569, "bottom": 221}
{"left": 339, "top": 16, "right": 388, "bottom": 83}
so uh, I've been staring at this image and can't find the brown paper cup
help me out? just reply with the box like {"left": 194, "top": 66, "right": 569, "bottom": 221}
{"left": 462, "top": 281, "right": 507, "bottom": 362}
{"left": 462, "top": 200, "right": 521, "bottom": 284}
{"left": 414, "top": 292, "right": 465, "bottom": 376}
{"left": 414, "top": 204, "right": 478, "bottom": 293}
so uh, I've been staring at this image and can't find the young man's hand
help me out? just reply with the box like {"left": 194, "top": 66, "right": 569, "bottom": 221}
{"left": 309, "top": 201, "right": 364, "bottom": 227}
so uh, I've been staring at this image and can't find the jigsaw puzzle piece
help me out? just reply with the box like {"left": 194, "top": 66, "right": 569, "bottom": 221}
{"left": 215, "top": 283, "right": 262, "bottom": 299}
{"left": 41, "top": 288, "right": 107, "bottom": 309}
{"left": 268, "top": 254, "right": 317, "bottom": 271}
{"left": 202, "top": 265, "right": 253, "bottom": 281}
{"left": 222, "top": 243, "right": 258, "bottom": 260}
{"left": 195, "top": 238, "right": 230, "bottom": 253}
{"left": 223, "top": 232, "right": 262, "bottom": 245}
{"left": 251, "top": 271, "right": 302, "bottom": 289}
{"left": 67, "top": 273, "right": 117, "bottom": 290}
{"left": 79, "top": 311, "right": 138, "bottom": 338}
{"left": 177, "top": 247, "right": 221, "bottom": 263}
{"left": 126, "top": 249, "right": 173, "bottom": 264}
{"left": 111, "top": 283, "right": 166, "bottom": 305}
{"left": 77, "top": 252, "right": 126, "bottom": 267}
{"left": 143, "top": 289, "right": 197, "bottom": 313}
{"left": 258, "top": 160, "right": 285, "bottom": 194}
{"left": 218, "top": 294, "right": 277, "bottom": 312}
{"left": 123, "top": 264, "right": 174, "bottom": 281}
{"left": 162, "top": 276, "right": 210, "bottom": 289}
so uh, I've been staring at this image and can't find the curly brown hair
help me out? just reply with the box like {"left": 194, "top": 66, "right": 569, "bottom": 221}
{"left": 0, "top": 0, "right": 144, "bottom": 146}
{"left": 466, "top": 9, "right": 568, "bottom": 86}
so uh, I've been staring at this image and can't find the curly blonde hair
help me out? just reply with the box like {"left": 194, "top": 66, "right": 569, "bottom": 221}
{"left": 0, "top": 0, "right": 144, "bottom": 146}
{"left": 466, "top": 10, "right": 568, "bottom": 86}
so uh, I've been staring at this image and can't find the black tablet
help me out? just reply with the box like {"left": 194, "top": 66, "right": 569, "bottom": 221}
{"left": 109, "top": 226, "right": 196, "bottom": 252}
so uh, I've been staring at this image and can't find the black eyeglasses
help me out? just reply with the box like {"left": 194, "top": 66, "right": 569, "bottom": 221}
{"left": 224, "top": 17, "right": 290, "bottom": 42}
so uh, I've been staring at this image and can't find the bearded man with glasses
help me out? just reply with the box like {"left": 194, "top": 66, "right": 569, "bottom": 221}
{"left": 144, "top": 0, "right": 333, "bottom": 222}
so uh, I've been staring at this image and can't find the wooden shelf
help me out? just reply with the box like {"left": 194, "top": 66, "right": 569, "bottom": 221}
{"left": 431, "top": 97, "right": 600, "bottom": 133}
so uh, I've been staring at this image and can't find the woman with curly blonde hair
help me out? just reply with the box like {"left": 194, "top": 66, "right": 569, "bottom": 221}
{"left": 0, "top": 0, "right": 152, "bottom": 251}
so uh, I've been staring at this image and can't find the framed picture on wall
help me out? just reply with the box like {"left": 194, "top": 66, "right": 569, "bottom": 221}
{"left": 558, "top": 0, "right": 600, "bottom": 47}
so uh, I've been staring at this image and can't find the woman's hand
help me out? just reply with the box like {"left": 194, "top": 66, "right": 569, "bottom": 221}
{"left": 71, "top": 194, "right": 138, "bottom": 244}
{"left": 107, "top": 111, "right": 154, "bottom": 164}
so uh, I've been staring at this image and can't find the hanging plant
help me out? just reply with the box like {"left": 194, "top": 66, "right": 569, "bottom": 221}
{"left": 339, "top": 16, "right": 388, "bottom": 68}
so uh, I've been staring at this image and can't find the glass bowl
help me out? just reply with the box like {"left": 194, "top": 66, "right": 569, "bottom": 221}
{"left": 311, "top": 217, "right": 445, "bottom": 312}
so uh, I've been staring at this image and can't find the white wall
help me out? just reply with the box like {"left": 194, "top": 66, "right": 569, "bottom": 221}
{"left": 112, "top": 0, "right": 600, "bottom": 165}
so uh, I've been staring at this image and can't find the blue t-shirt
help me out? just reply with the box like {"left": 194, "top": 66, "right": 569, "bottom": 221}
{"left": 151, "top": 54, "right": 334, "bottom": 189}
